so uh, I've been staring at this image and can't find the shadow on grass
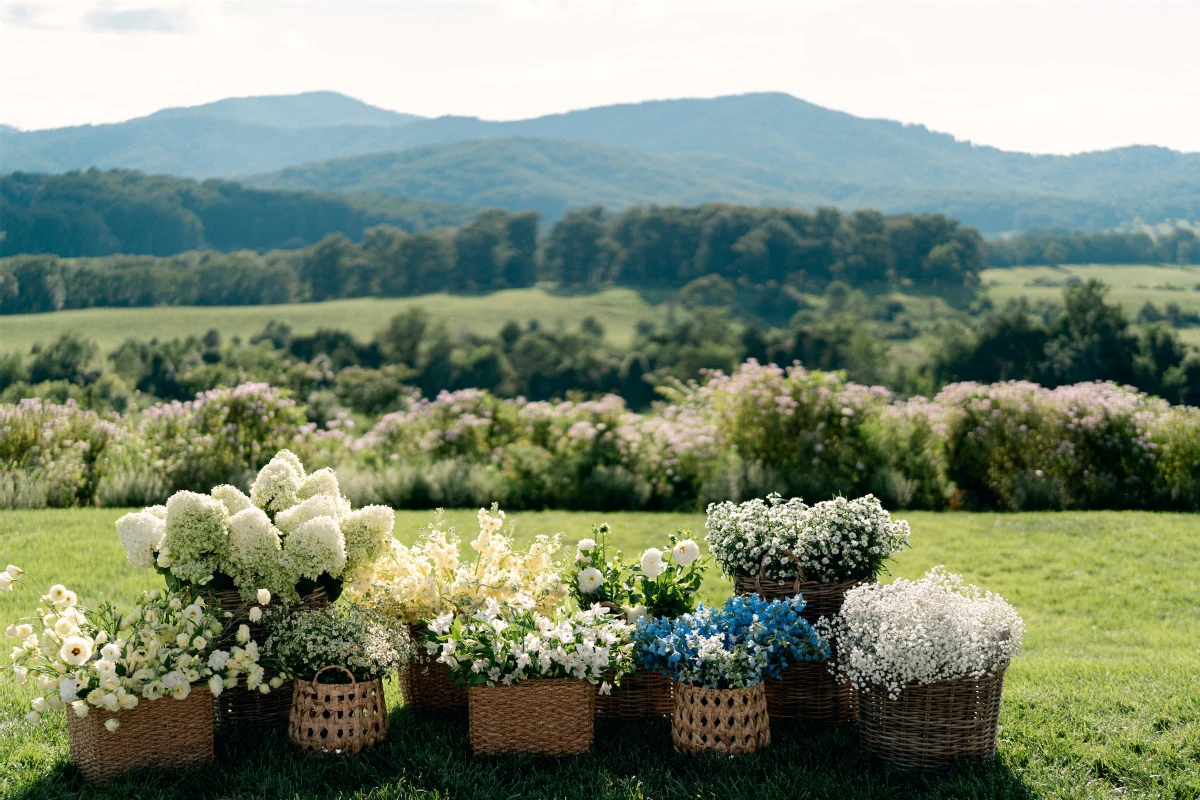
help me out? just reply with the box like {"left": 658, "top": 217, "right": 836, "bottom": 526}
{"left": 11, "top": 709, "right": 1032, "bottom": 800}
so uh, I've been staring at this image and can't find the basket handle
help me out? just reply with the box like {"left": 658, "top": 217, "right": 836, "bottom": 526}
{"left": 310, "top": 664, "right": 357, "bottom": 688}
{"left": 754, "top": 550, "right": 805, "bottom": 595}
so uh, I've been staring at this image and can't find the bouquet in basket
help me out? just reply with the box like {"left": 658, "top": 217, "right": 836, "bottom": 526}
{"left": 635, "top": 594, "right": 828, "bottom": 689}
{"left": 817, "top": 567, "right": 1024, "bottom": 698}
{"left": 115, "top": 450, "right": 394, "bottom": 604}
{"left": 705, "top": 494, "right": 910, "bottom": 583}
{"left": 424, "top": 599, "right": 635, "bottom": 692}
{"left": 263, "top": 604, "right": 416, "bottom": 683}
{"left": 1, "top": 565, "right": 269, "bottom": 732}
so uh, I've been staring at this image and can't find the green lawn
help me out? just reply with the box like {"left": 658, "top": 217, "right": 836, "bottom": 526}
{"left": 1, "top": 509, "right": 1198, "bottom": 799}
{"left": 981, "top": 264, "right": 1200, "bottom": 317}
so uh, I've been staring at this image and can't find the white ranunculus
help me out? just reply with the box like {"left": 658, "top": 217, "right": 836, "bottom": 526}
{"left": 71, "top": 701, "right": 88, "bottom": 717}
{"left": 672, "top": 539, "right": 701, "bottom": 566}
{"left": 640, "top": 548, "right": 665, "bottom": 580}
{"left": 577, "top": 567, "right": 604, "bottom": 594}
{"left": 25, "top": 710, "right": 40, "bottom": 725}
{"left": 59, "top": 678, "right": 80, "bottom": 702}
{"left": 59, "top": 636, "right": 93, "bottom": 666}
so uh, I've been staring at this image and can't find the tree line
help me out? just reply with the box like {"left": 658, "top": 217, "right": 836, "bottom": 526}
{"left": 987, "top": 226, "right": 1198, "bottom": 267}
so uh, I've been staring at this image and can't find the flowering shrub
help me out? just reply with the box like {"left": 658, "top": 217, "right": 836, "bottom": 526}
{"left": 635, "top": 595, "right": 828, "bottom": 690}
{"left": 424, "top": 601, "right": 634, "bottom": 690}
{"left": 117, "top": 451, "right": 394, "bottom": 602}
{"left": 818, "top": 567, "right": 1024, "bottom": 698}
{"left": 263, "top": 605, "right": 415, "bottom": 683}
{"left": 1, "top": 566, "right": 269, "bottom": 732}
{"left": 350, "top": 505, "right": 565, "bottom": 626}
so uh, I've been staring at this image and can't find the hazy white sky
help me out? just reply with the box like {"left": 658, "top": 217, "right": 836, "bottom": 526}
{"left": 1, "top": 0, "right": 1197, "bottom": 155}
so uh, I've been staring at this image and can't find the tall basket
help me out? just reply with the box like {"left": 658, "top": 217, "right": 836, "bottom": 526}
{"left": 398, "top": 623, "right": 468, "bottom": 711}
{"left": 205, "top": 586, "right": 329, "bottom": 730}
{"left": 671, "top": 681, "right": 770, "bottom": 755}
{"left": 595, "top": 667, "right": 674, "bottom": 720}
{"left": 857, "top": 667, "right": 1007, "bottom": 770}
{"left": 289, "top": 666, "right": 388, "bottom": 756}
{"left": 734, "top": 555, "right": 865, "bottom": 722}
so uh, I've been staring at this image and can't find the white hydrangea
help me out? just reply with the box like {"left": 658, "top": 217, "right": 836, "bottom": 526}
{"left": 275, "top": 493, "right": 349, "bottom": 535}
{"left": 249, "top": 451, "right": 305, "bottom": 514}
{"left": 211, "top": 485, "right": 253, "bottom": 516}
{"left": 146, "top": 505, "right": 168, "bottom": 520}
{"left": 161, "top": 491, "right": 230, "bottom": 585}
{"left": 226, "top": 507, "right": 294, "bottom": 601}
{"left": 820, "top": 567, "right": 1024, "bottom": 699}
{"left": 297, "top": 467, "right": 340, "bottom": 501}
{"left": 340, "top": 505, "right": 394, "bottom": 571}
{"left": 115, "top": 510, "right": 166, "bottom": 569}
{"left": 284, "top": 516, "right": 346, "bottom": 580}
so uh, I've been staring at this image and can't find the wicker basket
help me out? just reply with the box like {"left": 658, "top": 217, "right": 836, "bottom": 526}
{"left": 398, "top": 623, "right": 468, "bottom": 711}
{"left": 671, "top": 681, "right": 770, "bottom": 755}
{"left": 67, "top": 686, "right": 213, "bottom": 783}
{"left": 734, "top": 560, "right": 866, "bottom": 722}
{"left": 289, "top": 666, "right": 388, "bottom": 756}
{"left": 595, "top": 667, "right": 674, "bottom": 720}
{"left": 468, "top": 678, "right": 595, "bottom": 756}
{"left": 857, "top": 668, "right": 1006, "bottom": 770}
{"left": 206, "top": 586, "right": 328, "bottom": 730}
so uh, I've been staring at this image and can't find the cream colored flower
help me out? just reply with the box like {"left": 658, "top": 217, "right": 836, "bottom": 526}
{"left": 257, "top": 589, "right": 271, "bottom": 605}
{"left": 672, "top": 539, "right": 701, "bottom": 566}
{"left": 104, "top": 718, "right": 119, "bottom": 732}
{"left": 640, "top": 548, "right": 665, "bottom": 580}
{"left": 248, "top": 607, "right": 262, "bottom": 623}
{"left": 59, "top": 636, "right": 93, "bottom": 666}
{"left": 577, "top": 567, "right": 604, "bottom": 594}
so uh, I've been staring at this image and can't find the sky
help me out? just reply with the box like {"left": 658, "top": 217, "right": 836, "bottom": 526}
{"left": 1, "top": 0, "right": 1197, "bottom": 155}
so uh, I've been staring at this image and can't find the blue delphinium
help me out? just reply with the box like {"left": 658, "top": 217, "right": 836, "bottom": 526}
{"left": 634, "top": 595, "right": 829, "bottom": 690}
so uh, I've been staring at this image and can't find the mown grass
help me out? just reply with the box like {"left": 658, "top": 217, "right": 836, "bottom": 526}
{"left": 981, "top": 264, "right": 1200, "bottom": 316}
{"left": 1, "top": 509, "right": 1197, "bottom": 799}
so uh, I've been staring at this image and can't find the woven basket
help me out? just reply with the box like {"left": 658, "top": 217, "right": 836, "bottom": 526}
{"left": 398, "top": 623, "right": 468, "bottom": 711}
{"left": 671, "top": 681, "right": 770, "bottom": 755}
{"left": 67, "top": 686, "right": 213, "bottom": 783}
{"left": 468, "top": 678, "right": 595, "bottom": 756}
{"left": 857, "top": 668, "right": 1006, "bottom": 770}
{"left": 206, "top": 586, "right": 328, "bottom": 730}
{"left": 289, "top": 666, "right": 388, "bottom": 756}
{"left": 734, "top": 559, "right": 866, "bottom": 722}
{"left": 595, "top": 667, "right": 673, "bottom": 720}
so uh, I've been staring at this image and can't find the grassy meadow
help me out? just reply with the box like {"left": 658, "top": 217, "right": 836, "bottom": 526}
{"left": 0, "top": 508, "right": 1197, "bottom": 799}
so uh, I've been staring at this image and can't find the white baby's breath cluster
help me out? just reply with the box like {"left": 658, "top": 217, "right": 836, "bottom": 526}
{"left": 705, "top": 494, "right": 909, "bottom": 583}
{"left": 116, "top": 451, "right": 394, "bottom": 602}
{"left": 351, "top": 505, "right": 565, "bottom": 626}
{"left": 819, "top": 567, "right": 1024, "bottom": 699}
{"left": 425, "top": 600, "right": 634, "bottom": 691}
{"left": 2, "top": 568, "right": 270, "bottom": 732}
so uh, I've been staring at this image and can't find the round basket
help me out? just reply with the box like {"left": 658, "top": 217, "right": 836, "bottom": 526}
{"left": 289, "top": 666, "right": 388, "bottom": 756}
{"left": 67, "top": 686, "right": 213, "bottom": 783}
{"left": 468, "top": 678, "right": 596, "bottom": 756}
{"left": 205, "top": 586, "right": 328, "bottom": 730}
{"left": 734, "top": 561, "right": 866, "bottom": 723}
{"left": 857, "top": 667, "right": 1006, "bottom": 770}
{"left": 398, "top": 623, "right": 469, "bottom": 711}
{"left": 671, "top": 681, "right": 770, "bottom": 755}
{"left": 595, "top": 667, "right": 673, "bottom": 720}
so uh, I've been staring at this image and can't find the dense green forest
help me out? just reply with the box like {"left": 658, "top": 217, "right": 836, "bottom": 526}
{"left": 0, "top": 170, "right": 471, "bottom": 257}
{"left": 987, "top": 226, "right": 1198, "bottom": 267}
{"left": 0, "top": 203, "right": 985, "bottom": 314}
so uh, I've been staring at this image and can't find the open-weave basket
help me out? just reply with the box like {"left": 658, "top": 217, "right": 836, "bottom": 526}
{"left": 857, "top": 667, "right": 1007, "bottom": 770}
{"left": 734, "top": 559, "right": 866, "bottom": 722}
{"left": 671, "top": 681, "right": 770, "bottom": 755}
{"left": 468, "top": 678, "right": 596, "bottom": 756}
{"left": 206, "top": 586, "right": 328, "bottom": 730}
{"left": 289, "top": 666, "right": 388, "bottom": 756}
{"left": 67, "top": 686, "right": 213, "bottom": 783}
{"left": 595, "top": 667, "right": 674, "bottom": 720}
{"left": 398, "top": 624, "right": 468, "bottom": 711}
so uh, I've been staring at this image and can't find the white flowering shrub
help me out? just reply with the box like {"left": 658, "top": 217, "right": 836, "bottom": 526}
{"left": 424, "top": 600, "right": 634, "bottom": 690}
{"left": 1, "top": 566, "right": 270, "bottom": 732}
{"left": 818, "top": 567, "right": 1024, "bottom": 698}
{"left": 263, "top": 605, "right": 415, "bottom": 683}
{"left": 350, "top": 505, "right": 564, "bottom": 626}
{"left": 116, "top": 450, "right": 394, "bottom": 603}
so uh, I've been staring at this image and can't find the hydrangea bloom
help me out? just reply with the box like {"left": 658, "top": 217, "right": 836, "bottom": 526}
{"left": 115, "top": 510, "right": 166, "bottom": 570}
{"left": 284, "top": 516, "right": 346, "bottom": 581}
{"left": 161, "top": 491, "right": 230, "bottom": 585}
{"left": 249, "top": 450, "right": 305, "bottom": 515}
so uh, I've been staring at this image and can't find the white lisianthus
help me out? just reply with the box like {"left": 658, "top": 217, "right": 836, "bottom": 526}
{"left": 59, "top": 636, "right": 93, "bottom": 666}
{"left": 640, "top": 549, "right": 665, "bottom": 580}
{"left": 208, "top": 674, "right": 224, "bottom": 697}
{"left": 672, "top": 539, "right": 701, "bottom": 566}
{"left": 237, "top": 625, "right": 251, "bottom": 644}
{"left": 25, "top": 710, "right": 40, "bottom": 725}
{"left": 5, "top": 565, "right": 20, "bottom": 579}
{"left": 59, "top": 678, "right": 80, "bottom": 702}
{"left": 248, "top": 607, "right": 262, "bottom": 623}
{"left": 71, "top": 701, "right": 88, "bottom": 717}
{"left": 104, "top": 718, "right": 119, "bottom": 732}
{"left": 0, "top": 575, "right": 12, "bottom": 591}
{"left": 100, "top": 643, "right": 121, "bottom": 660}
{"left": 46, "top": 585, "right": 69, "bottom": 606}
{"left": 256, "top": 589, "right": 271, "bottom": 605}
{"left": 577, "top": 567, "right": 604, "bottom": 594}
{"left": 31, "top": 696, "right": 48, "bottom": 713}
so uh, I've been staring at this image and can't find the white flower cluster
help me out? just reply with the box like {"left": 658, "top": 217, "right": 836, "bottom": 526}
{"left": 116, "top": 452, "right": 394, "bottom": 602}
{"left": 351, "top": 505, "right": 565, "bottom": 626}
{"left": 264, "top": 605, "right": 415, "bottom": 683}
{"left": 705, "top": 494, "right": 909, "bottom": 583}
{"left": 3, "top": 570, "right": 270, "bottom": 732}
{"left": 819, "top": 567, "right": 1024, "bottom": 699}
{"left": 426, "top": 600, "right": 635, "bottom": 690}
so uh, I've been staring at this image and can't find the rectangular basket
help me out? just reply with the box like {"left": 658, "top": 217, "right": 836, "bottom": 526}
{"left": 468, "top": 678, "right": 595, "bottom": 756}
{"left": 399, "top": 624, "right": 468, "bottom": 711}
{"left": 67, "top": 686, "right": 213, "bottom": 783}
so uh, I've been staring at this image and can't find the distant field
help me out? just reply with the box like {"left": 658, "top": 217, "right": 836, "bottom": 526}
{"left": 981, "top": 263, "right": 1200, "bottom": 315}
{"left": 0, "top": 287, "right": 662, "bottom": 354}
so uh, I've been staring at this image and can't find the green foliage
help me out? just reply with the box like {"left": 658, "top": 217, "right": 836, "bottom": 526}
{"left": 988, "top": 225, "right": 1198, "bottom": 266}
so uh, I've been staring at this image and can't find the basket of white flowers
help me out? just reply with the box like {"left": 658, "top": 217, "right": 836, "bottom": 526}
{"left": 819, "top": 568, "right": 1024, "bottom": 770}
{"left": 350, "top": 505, "right": 565, "bottom": 713}
{"left": 569, "top": 525, "right": 709, "bottom": 720}
{"left": 1, "top": 567, "right": 267, "bottom": 783}
{"left": 424, "top": 602, "right": 634, "bottom": 756}
{"left": 707, "top": 494, "right": 910, "bottom": 722}
{"left": 636, "top": 595, "right": 828, "bottom": 755}
{"left": 115, "top": 450, "right": 396, "bottom": 729}
{"left": 264, "top": 605, "right": 414, "bottom": 756}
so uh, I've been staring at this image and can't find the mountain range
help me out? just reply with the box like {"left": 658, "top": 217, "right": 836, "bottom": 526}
{"left": 3, "top": 91, "right": 1198, "bottom": 233}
